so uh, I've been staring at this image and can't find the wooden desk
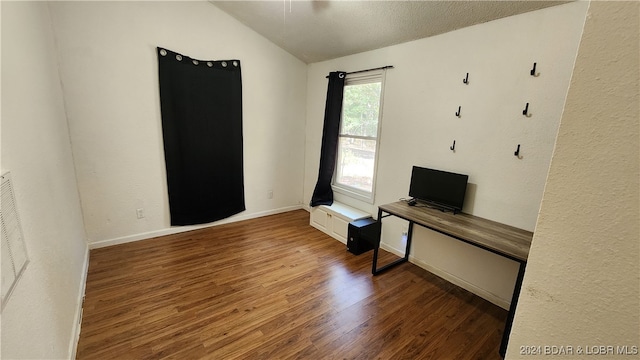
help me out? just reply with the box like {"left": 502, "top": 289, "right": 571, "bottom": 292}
{"left": 373, "top": 201, "right": 533, "bottom": 358}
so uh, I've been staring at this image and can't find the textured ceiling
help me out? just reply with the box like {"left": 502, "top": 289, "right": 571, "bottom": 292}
{"left": 210, "top": 1, "right": 569, "bottom": 63}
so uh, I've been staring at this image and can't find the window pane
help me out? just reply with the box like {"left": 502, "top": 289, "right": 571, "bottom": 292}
{"left": 340, "top": 82, "right": 381, "bottom": 137}
{"left": 335, "top": 137, "right": 377, "bottom": 193}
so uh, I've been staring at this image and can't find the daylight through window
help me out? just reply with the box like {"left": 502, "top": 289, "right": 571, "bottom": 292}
{"left": 333, "top": 70, "right": 384, "bottom": 203}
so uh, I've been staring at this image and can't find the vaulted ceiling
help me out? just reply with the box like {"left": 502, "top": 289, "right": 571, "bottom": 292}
{"left": 210, "top": 1, "right": 569, "bottom": 63}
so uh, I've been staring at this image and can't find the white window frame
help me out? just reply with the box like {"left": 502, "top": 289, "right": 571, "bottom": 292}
{"left": 332, "top": 69, "right": 386, "bottom": 204}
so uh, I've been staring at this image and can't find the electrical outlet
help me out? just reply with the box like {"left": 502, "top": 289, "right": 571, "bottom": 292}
{"left": 267, "top": 190, "right": 273, "bottom": 199}
{"left": 136, "top": 208, "right": 144, "bottom": 219}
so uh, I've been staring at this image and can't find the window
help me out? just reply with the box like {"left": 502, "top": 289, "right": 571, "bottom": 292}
{"left": 332, "top": 70, "right": 385, "bottom": 203}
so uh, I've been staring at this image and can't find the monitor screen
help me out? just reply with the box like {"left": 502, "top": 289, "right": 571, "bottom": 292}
{"left": 408, "top": 166, "right": 468, "bottom": 213}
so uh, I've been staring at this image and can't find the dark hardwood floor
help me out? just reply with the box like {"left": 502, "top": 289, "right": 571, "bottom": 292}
{"left": 77, "top": 209, "right": 506, "bottom": 359}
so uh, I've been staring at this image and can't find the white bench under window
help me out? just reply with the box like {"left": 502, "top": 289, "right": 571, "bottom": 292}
{"left": 309, "top": 202, "right": 370, "bottom": 244}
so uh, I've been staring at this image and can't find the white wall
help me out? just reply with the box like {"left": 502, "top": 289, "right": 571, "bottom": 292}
{"left": 304, "top": 2, "right": 588, "bottom": 308}
{"left": 1, "top": 2, "right": 88, "bottom": 358}
{"left": 48, "top": 1, "right": 308, "bottom": 246}
{"left": 507, "top": 2, "right": 639, "bottom": 358}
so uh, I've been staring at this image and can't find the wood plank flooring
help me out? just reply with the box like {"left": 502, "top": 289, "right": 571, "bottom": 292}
{"left": 77, "top": 210, "right": 507, "bottom": 359}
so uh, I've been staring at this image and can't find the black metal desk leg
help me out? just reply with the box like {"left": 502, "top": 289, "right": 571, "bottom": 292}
{"left": 404, "top": 222, "right": 414, "bottom": 261}
{"left": 371, "top": 208, "right": 383, "bottom": 274}
{"left": 499, "top": 261, "right": 527, "bottom": 358}
{"left": 372, "top": 215, "right": 413, "bottom": 275}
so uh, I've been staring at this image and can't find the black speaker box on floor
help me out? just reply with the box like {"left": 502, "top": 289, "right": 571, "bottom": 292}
{"left": 347, "top": 217, "right": 380, "bottom": 255}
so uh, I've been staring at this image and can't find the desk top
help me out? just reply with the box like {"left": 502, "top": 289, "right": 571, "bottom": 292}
{"left": 379, "top": 201, "right": 533, "bottom": 262}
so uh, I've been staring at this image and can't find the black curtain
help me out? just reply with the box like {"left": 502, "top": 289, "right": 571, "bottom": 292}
{"left": 310, "top": 71, "right": 346, "bottom": 207}
{"left": 157, "top": 47, "right": 245, "bottom": 226}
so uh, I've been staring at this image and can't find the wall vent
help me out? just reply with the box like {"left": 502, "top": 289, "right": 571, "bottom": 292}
{"left": 1, "top": 172, "right": 29, "bottom": 310}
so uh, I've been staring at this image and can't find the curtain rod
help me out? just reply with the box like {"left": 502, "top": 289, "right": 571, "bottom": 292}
{"left": 325, "top": 65, "right": 394, "bottom": 78}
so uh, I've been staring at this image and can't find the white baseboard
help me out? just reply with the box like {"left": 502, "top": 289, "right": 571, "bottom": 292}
{"left": 379, "top": 242, "right": 511, "bottom": 310}
{"left": 69, "top": 243, "right": 90, "bottom": 359}
{"left": 88, "top": 205, "right": 303, "bottom": 249}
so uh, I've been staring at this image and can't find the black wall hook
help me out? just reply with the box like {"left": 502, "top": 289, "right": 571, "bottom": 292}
{"left": 530, "top": 62, "right": 539, "bottom": 77}
{"left": 455, "top": 106, "right": 461, "bottom": 117}
{"left": 514, "top": 144, "right": 521, "bottom": 157}
{"left": 522, "top": 102, "right": 531, "bottom": 117}
{"left": 463, "top": 73, "right": 469, "bottom": 84}
{"left": 450, "top": 140, "right": 456, "bottom": 151}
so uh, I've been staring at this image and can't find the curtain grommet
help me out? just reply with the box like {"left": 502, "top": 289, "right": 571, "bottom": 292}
{"left": 207, "top": 62, "right": 213, "bottom": 67}
{"left": 192, "top": 60, "right": 199, "bottom": 65}
{"left": 222, "top": 61, "right": 227, "bottom": 67}
{"left": 233, "top": 61, "right": 238, "bottom": 67}
{"left": 159, "top": 49, "right": 167, "bottom": 56}
{"left": 176, "top": 55, "right": 182, "bottom": 61}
